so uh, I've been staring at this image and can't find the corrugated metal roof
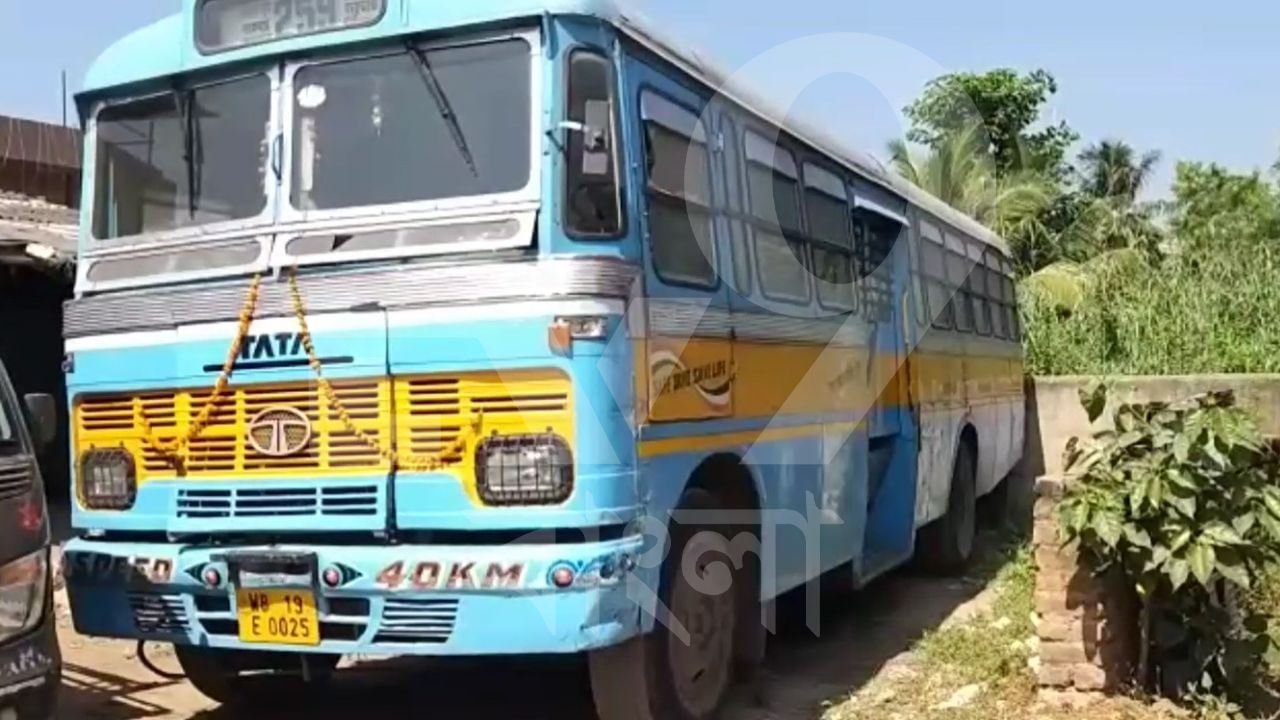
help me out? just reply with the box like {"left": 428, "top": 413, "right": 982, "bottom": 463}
{"left": 0, "top": 115, "right": 82, "bottom": 170}
{"left": 0, "top": 191, "right": 78, "bottom": 257}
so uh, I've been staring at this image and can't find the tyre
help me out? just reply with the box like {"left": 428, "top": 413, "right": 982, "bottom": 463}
{"left": 175, "top": 647, "right": 339, "bottom": 707}
{"left": 589, "top": 487, "right": 742, "bottom": 720}
{"left": 917, "top": 440, "right": 977, "bottom": 574}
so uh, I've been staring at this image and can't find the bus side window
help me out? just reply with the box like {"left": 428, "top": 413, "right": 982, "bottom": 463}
{"left": 920, "top": 222, "right": 952, "bottom": 330}
{"left": 986, "top": 249, "right": 1007, "bottom": 339}
{"left": 640, "top": 91, "right": 716, "bottom": 288}
{"left": 967, "top": 240, "right": 991, "bottom": 336}
{"left": 745, "top": 131, "right": 808, "bottom": 303}
{"left": 804, "top": 162, "right": 855, "bottom": 312}
{"left": 944, "top": 231, "right": 973, "bottom": 333}
{"left": 721, "top": 115, "right": 752, "bottom": 295}
{"left": 563, "top": 50, "right": 624, "bottom": 237}
{"left": 909, "top": 225, "right": 929, "bottom": 328}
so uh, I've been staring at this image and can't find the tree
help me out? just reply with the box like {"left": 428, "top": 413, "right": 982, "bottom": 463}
{"left": 1078, "top": 140, "right": 1161, "bottom": 204}
{"left": 887, "top": 127, "right": 1052, "bottom": 240}
{"left": 904, "top": 69, "right": 1078, "bottom": 178}
{"left": 1168, "top": 162, "right": 1280, "bottom": 253}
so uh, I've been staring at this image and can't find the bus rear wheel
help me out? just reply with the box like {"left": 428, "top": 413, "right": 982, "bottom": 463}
{"left": 589, "top": 487, "right": 740, "bottom": 720}
{"left": 175, "top": 647, "right": 339, "bottom": 707}
{"left": 918, "top": 440, "right": 977, "bottom": 575}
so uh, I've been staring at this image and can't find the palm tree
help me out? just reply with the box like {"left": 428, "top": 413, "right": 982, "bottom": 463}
{"left": 1078, "top": 140, "right": 1161, "bottom": 205}
{"left": 887, "top": 127, "right": 1053, "bottom": 239}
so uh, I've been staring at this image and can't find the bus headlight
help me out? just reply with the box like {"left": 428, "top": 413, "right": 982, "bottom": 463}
{"left": 79, "top": 448, "right": 138, "bottom": 510}
{"left": 0, "top": 550, "right": 48, "bottom": 644}
{"left": 475, "top": 434, "right": 573, "bottom": 505}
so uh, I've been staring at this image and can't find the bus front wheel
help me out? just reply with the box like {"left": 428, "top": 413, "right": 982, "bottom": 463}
{"left": 589, "top": 487, "right": 740, "bottom": 720}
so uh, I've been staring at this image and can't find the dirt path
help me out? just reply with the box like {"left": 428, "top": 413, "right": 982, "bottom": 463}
{"left": 55, "top": 566, "right": 999, "bottom": 720}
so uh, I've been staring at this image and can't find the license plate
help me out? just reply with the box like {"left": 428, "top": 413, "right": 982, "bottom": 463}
{"left": 236, "top": 589, "right": 320, "bottom": 646}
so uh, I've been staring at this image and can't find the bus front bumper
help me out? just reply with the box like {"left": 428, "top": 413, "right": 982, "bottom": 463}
{"left": 63, "top": 535, "right": 648, "bottom": 656}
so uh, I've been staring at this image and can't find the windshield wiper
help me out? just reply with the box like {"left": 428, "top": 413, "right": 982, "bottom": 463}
{"left": 405, "top": 42, "right": 479, "bottom": 177}
{"left": 173, "top": 87, "right": 205, "bottom": 220}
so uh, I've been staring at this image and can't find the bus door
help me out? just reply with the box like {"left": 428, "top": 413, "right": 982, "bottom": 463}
{"left": 626, "top": 61, "right": 734, "bottom": 432}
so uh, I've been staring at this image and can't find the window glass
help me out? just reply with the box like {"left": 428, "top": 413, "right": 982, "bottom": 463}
{"left": 1002, "top": 276, "right": 1016, "bottom": 303}
{"left": 921, "top": 239, "right": 946, "bottom": 279}
{"left": 641, "top": 91, "right": 715, "bottom": 287}
{"left": 292, "top": 39, "right": 531, "bottom": 210}
{"left": 93, "top": 75, "right": 270, "bottom": 239}
{"left": 928, "top": 280, "right": 953, "bottom": 329}
{"left": 972, "top": 292, "right": 991, "bottom": 335}
{"left": 646, "top": 124, "right": 712, "bottom": 205}
{"left": 650, "top": 202, "right": 715, "bottom": 286}
{"left": 953, "top": 289, "right": 973, "bottom": 332}
{"left": 813, "top": 245, "right": 855, "bottom": 310}
{"left": 756, "top": 229, "right": 809, "bottom": 301}
{"left": 909, "top": 230, "right": 929, "bottom": 328}
{"left": 991, "top": 302, "right": 1008, "bottom": 338}
{"left": 720, "top": 115, "right": 751, "bottom": 294}
{"left": 804, "top": 163, "right": 850, "bottom": 246}
{"left": 564, "top": 50, "right": 622, "bottom": 236}
{"left": 744, "top": 131, "right": 801, "bottom": 231}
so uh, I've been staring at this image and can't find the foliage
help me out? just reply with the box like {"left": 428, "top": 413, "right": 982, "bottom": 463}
{"left": 1166, "top": 162, "right": 1280, "bottom": 255}
{"left": 904, "top": 68, "right": 1078, "bottom": 178}
{"left": 1080, "top": 140, "right": 1163, "bottom": 204}
{"left": 887, "top": 127, "right": 1054, "bottom": 237}
{"left": 1058, "top": 387, "right": 1280, "bottom": 698}
{"left": 1022, "top": 163, "right": 1280, "bottom": 376}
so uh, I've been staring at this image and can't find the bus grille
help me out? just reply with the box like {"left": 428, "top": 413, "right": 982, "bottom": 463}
{"left": 128, "top": 592, "right": 189, "bottom": 636}
{"left": 74, "top": 380, "right": 390, "bottom": 479}
{"left": 374, "top": 598, "right": 460, "bottom": 644}
{"left": 176, "top": 484, "right": 380, "bottom": 519}
{"left": 74, "top": 370, "right": 572, "bottom": 482}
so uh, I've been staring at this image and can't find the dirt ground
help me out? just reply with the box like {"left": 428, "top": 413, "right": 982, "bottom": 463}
{"left": 53, "top": 564, "right": 1001, "bottom": 720}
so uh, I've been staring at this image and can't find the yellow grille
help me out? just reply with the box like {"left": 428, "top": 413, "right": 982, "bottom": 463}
{"left": 74, "top": 369, "right": 574, "bottom": 494}
{"left": 75, "top": 380, "right": 391, "bottom": 479}
{"left": 395, "top": 370, "right": 574, "bottom": 472}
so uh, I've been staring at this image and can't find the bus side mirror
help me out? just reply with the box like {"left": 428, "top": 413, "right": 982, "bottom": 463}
{"left": 22, "top": 394, "right": 56, "bottom": 452}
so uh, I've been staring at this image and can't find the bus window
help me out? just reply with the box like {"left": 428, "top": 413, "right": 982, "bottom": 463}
{"left": 986, "top": 251, "right": 1007, "bottom": 338}
{"left": 920, "top": 224, "right": 953, "bottom": 330}
{"left": 745, "top": 131, "right": 807, "bottom": 302}
{"left": 967, "top": 241, "right": 991, "bottom": 336}
{"left": 909, "top": 226, "right": 929, "bottom": 328}
{"left": 640, "top": 91, "right": 715, "bottom": 288}
{"left": 564, "top": 49, "right": 623, "bottom": 237}
{"left": 855, "top": 210, "right": 898, "bottom": 322}
{"left": 944, "top": 232, "right": 973, "bottom": 333}
{"left": 804, "top": 162, "right": 854, "bottom": 311}
{"left": 720, "top": 115, "right": 752, "bottom": 294}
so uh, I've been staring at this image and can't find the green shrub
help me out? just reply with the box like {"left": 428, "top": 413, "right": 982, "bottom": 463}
{"left": 1058, "top": 385, "right": 1280, "bottom": 700}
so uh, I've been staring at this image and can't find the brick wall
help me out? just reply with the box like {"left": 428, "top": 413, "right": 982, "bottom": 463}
{"left": 1033, "top": 476, "right": 1137, "bottom": 693}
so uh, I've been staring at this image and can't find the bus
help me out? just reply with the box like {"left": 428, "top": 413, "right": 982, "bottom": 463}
{"left": 62, "top": 1, "right": 1025, "bottom": 717}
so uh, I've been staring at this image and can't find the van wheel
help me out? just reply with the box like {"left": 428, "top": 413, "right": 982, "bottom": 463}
{"left": 589, "top": 487, "right": 739, "bottom": 720}
{"left": 918, "top": 441, "right": 977, "bottom": 574}
{"left": 175, "top": 647, "right": 339, "bottom": 707}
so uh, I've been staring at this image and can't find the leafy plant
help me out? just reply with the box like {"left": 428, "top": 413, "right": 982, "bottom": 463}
{"left": 1058, "top": 386, "right": 1280, "bottom": 699}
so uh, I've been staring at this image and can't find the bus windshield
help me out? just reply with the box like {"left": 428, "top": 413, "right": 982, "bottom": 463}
{"left": 291, "top": 37, "right": 531, "bottom": 211}
{"left": 92, "top": 75, "right": 270, "bottom": 240}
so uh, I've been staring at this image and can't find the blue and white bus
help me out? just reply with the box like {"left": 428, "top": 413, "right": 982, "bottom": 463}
{"left": 63, "top": 1, "right": 1025, "bottom": 717}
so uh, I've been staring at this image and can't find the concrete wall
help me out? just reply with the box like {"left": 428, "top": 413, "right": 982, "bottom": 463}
{"left": 1025, "top": 375, "right": 1280, "bottom": 479}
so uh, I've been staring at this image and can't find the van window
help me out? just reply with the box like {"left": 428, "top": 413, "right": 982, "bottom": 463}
{"left": 641, "top": 91, "right": 715, "bottom": 287}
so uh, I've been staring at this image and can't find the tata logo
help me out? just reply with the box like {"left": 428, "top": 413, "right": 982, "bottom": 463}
{"left": 241, "top": 332, "right": 305, "bottom": 361}
{"left": 247, "top": 406, "right": 313, "bottom": 457}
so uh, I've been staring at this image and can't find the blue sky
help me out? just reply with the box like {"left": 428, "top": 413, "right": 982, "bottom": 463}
{"left": 2, "top": 0, "right": 1276, "bottom": 197}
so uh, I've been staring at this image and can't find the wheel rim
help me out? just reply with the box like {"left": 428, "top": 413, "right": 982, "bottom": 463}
{"left": 667, "top": 531, "right": 736, "bottom": 717}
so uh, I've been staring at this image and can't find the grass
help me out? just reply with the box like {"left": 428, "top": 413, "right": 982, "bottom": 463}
{"left": 822, "top": 541, "right": 1235, "bottom": 720}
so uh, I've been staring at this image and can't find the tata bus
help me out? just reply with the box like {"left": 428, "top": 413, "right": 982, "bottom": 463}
{"left": 62, "top": 1, "right": 1024, "bottom": 717}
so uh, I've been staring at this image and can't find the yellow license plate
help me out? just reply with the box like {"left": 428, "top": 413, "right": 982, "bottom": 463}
{"left": 236, "top": 589, "right": 320, "bottom": 646}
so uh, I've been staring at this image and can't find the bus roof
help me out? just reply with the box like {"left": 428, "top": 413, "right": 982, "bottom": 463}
{"left": 81, "top": 0, "right": 1007, "bottom": 254}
